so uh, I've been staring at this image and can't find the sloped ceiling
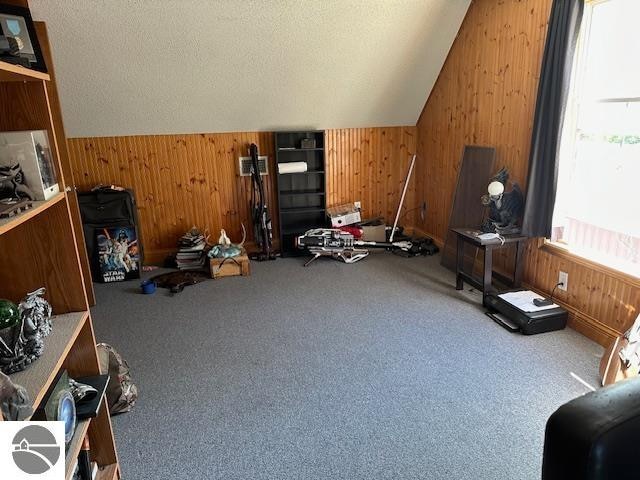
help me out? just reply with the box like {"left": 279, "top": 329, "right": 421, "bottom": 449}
{"left": 29, "top": 0, "right": 469, "bottom": 138}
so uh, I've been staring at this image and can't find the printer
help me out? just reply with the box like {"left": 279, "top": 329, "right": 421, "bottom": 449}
{"left": 484, "top": 290, "right": 568, "bottom": 335}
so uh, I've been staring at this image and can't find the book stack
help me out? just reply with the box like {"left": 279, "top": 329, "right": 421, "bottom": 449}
{"left": 176, "top": 228, "right": 209, "bottom": 270}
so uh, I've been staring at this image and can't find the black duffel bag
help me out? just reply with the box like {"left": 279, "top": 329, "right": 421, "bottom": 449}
{"left": 77, "top": 186, "right": 143, "bottom": 280}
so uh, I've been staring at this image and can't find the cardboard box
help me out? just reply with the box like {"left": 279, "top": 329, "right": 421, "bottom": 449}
{"left": 327, "top": 203, "right": 361, "bottom": 227}
{"left": 361, "top": 224, "right": 387, "bottom": 242}
{"left": 209, "top": 251, "right": 251, "bottom": 278}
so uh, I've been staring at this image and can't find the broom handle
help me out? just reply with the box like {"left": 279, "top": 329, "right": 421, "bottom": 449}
{"left": 389, "top": 154, "right": 416, "bottom": 243}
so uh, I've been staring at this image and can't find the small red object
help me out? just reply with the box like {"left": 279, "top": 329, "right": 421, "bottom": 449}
{"left": 339, "top": 226, "right": 363, "bottom": 238}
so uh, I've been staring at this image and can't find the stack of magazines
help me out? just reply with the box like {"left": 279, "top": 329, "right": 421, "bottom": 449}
{"left": 176, "top": 228, "right": 209, "bottom": 270}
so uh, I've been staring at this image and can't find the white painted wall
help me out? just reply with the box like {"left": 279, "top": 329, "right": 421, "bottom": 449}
{"left": 29, "top": 0, "right": 469, "bottom": 138}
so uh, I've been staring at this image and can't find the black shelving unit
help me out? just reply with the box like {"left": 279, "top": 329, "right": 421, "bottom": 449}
{"left": 275, "top": 131, "right": 326, "bottom": 256}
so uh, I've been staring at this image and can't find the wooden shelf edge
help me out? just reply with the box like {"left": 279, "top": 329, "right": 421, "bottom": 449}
{"left": 280, "top": 190, "right": 325, "bottom": 196}
{"left": 0, "top": 192, "right": 66, "bottom": 236}
{"left": 9, "top": 310, "right": 89, "bottom": 415}
{"left": 281, "top": 207, "right": 325, "bottom": 214}
{"left": 277, "top": 170, "right": 325, "bottom": 175}
{"left": 65, "top": 418, "right": 91, "bottom": 480}
{"left": 277, "top": 147, "right": 324, "bottom": 152}
{"left": 0, "top": 60, "right": 50, "bottom": 82}
{"left": 524, "top": 281, "right": 619, "bottom": 346}
{"left": 96, "top": 463, "right": 119, "bottom": 480}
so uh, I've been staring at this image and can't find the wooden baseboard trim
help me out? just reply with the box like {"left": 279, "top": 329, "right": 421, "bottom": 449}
{"left": 143, "top": 248, "right": 175, "bottom": 266}
{"left": 524, "top": 282, "right": 618, "bottom": 347}
{"left": 406, "top": 225, "right": 444, "bottom": 249}
{"left": 143, "top": 239, "right": 282, "bottom": 266}
{"left": 407, "top": 225, "right": 616, "bottom": 346}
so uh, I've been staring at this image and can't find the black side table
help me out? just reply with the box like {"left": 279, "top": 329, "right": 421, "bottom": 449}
{"left": 451, "top": 228, "right": 528, "bottom": 298}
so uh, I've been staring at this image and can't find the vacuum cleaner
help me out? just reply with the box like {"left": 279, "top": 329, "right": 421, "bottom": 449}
{"left": 249, "top": 143, "right": 276, "bottom": 261}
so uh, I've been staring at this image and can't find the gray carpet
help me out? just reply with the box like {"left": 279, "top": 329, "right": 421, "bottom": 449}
{"left": 90, "top": 253, "right": 602, "bottom": 480}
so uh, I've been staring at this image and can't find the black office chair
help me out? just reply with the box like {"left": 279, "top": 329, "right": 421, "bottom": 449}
{"left": 542, "top": 377, "right": 640, "bottom": 479}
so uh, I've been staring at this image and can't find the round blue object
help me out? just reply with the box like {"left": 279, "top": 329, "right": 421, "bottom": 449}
{"left": 141, "top": 280, "right": 156, "bottom": 294}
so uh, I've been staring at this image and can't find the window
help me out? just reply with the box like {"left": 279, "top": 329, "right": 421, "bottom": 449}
{"left": 552, "top": 0, "right": 640, "bottom": 277}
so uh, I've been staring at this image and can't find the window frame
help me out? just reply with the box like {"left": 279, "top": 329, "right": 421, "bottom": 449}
{"left": 543, "top": 0, "right": 639, "bottom": 281}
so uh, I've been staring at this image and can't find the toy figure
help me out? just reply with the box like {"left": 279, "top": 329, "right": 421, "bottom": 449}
{"left": 18, "top": 288, "right": 52, "bottom": 359}
{"left": 480, "top": 167, "right": 524, "bottom": 235}
{"left": 0, "top": 163, "right": 35, "bottom": 201}
{"left": 0, "top": 288, "right": 52, "bottom": 374}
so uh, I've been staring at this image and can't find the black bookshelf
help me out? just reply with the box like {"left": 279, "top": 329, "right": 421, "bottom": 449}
{"left": 275, "top": 131, "right": 326, "bottom": 256}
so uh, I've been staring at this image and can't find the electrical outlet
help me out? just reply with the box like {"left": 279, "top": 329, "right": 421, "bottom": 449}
{"left": 354, "top": 201, "right": 362, "bottom": 210}
{"left": 558, "top": 271, "right": 568, "bottom": 291}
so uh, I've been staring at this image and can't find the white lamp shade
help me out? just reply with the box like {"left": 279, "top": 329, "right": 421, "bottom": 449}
{"left": 488, "top": 181, "right": 504, "bottom": 196}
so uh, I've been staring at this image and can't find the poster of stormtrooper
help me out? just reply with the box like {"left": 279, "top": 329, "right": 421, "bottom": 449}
{"left": 96, "top": 227, "right": 140, "bottom": 282}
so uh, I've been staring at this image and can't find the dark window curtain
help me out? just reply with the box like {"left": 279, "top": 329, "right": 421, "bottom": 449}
{"left": 522, "top": 0, "right": 584, "bottom": 238}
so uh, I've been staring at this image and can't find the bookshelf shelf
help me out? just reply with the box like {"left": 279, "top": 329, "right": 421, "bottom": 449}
{"left": 0, "top": 60, "right": 50, "bottom": 82}
{"left": 10, "top": 311, "right": 88, "bottom": 414}
{"left": 0, "top": 192, "right": 65, "bottom": 236}
{"left": 65, "top": 418, "right": 91, "bottom": 479}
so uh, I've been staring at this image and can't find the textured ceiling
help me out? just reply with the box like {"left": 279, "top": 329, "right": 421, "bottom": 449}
{"left": 29, "top": 0, "right": 469, "bottom": 138}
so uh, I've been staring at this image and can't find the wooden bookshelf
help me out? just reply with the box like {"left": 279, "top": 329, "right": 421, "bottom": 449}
{"left": 0, "top": 59, "right": 50, "bottom": 82}
{"left": 65, "top": 418, "right": 91, "bottom": 479}
{"left": 96, "top": 463, "right": 119, "bottom": 480}
{"left": 275, "top": 131, "right": 326, "bottom": 256}
{"left": 10, "top": 311, "right": 88, "bottom": 412}
{"left": 0, "top": 6, "right": 120, "bottom": 479}
{"left": 0, "top": 192, "right": 65, "bottom": 235}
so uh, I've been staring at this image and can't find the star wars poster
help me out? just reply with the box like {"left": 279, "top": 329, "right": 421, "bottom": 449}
{"left": 96, "top": 227, "right": 140, "bottom": 282}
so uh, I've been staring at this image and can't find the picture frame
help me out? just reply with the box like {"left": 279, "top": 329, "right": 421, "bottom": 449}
{"left": 0, "top": 3, "right": 47, "bottom": 73}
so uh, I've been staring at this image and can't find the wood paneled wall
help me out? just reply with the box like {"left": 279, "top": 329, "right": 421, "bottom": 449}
{"left": 67, "top": 127, "right": 416, "bottom": 264}
{"left": 68, "top": 132, "right": 277, "bottom": 264}
{"left": 326, "top": 128, "right": 417, "bottom": 222}
{"left": 64, "top": 0, "right": 639, "bottom": 346}
{"left": 413, "top": 0, "right": 639, "bottom": 345}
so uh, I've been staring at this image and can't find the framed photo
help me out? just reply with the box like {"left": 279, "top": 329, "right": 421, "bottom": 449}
{"left": 0, "top": 3, "right": 47, "bottom": 72}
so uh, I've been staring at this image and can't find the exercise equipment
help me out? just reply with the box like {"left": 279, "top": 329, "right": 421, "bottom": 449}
{"left": 296, "top": 153, "right": 438, "bottom": 265}
{"left": 296, "top": 228, "right": 437, "bottom": 266}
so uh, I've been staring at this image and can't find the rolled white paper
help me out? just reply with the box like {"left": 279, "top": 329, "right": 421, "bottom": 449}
{"left": 278, "top": 162, "right": 308, "bottom": 174}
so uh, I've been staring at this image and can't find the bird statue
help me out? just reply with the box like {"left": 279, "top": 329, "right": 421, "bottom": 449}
{"left": 218, "top": 229, "right": 232, "bottom": 248}
{"left": 480, "top": 167, "right": 524, "bottom": 235}
{"left": 209, "top": 224, "right": 246, "bottom": 259}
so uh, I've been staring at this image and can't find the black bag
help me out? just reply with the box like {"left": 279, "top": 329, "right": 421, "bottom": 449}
{"left": 78, "top": 187, "right": 143, "bottom": 280}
